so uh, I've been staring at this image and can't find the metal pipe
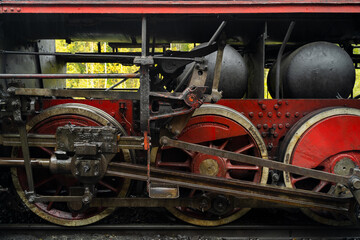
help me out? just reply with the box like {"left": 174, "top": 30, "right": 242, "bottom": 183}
{"left": 207, "top": 21, "right": 227, "bottom": 46}
{"left": 275, "top": 21, "right": 295, "bottom": 99}
{"left": 0, "top": 73, "right": 140, "bottom": 79}
{"left": 0, "top": 158, "right": 49, "bottom": 167}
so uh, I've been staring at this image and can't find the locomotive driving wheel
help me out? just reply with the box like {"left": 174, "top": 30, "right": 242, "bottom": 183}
{"left": 152, "top": 104, "right": 269, "bottom": 226}
{"left": 12, "top": 103, "right": 132, "bottom": 226}
{"left": 282, "top": 107, "right": 360, "bottom": 226}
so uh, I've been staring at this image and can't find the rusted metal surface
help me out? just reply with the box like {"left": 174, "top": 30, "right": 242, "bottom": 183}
{"left": 0, "top": 134, "right": 56, "bottom": 147}
{"left": 106, "top": 162, "right": 351, "bottom": 212}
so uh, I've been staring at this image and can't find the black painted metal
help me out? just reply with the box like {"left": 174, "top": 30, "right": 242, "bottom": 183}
{"left": 268, "top": 41, "right": 355, "bottom": 98}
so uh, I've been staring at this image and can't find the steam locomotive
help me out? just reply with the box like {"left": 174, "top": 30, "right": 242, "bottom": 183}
{"left": 0, "top": 0, "right": 359, "bottom": 227}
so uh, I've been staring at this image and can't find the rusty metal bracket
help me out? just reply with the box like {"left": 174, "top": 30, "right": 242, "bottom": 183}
{"left": 149, "top": 86, "right": 206, "bottom": 120}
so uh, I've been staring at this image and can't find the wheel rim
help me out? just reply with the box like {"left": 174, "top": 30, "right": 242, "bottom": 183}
{"left": 12, "top": 103, "right": 132, "bottom": 226}
{"left": 152, "top": 104, "right": 269, "bottom": 226}
{"left": 282, "top": 107, "right": 360, "bottom": 226}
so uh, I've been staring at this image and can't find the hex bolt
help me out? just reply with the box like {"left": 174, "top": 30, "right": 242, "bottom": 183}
{"left": 351, "top": 178, "right": 360, "bottom": 190}
{"left": 278, "top": 124, "right": 283, "bottom": 129}
{"left": 258, "top": 112, "right": 263, "bottom": 118}
{"left": 277, "top": 112, "right": 282, "bottom": 118}
{"left": 28, "top": 195, "right": 35, "bottom": 203}
{"left": 285, "top": 123, "right": 290, "bottom": 128}
{"left": 274, "top": 104, "right": 279, "bottom": 110}
{"left": 267, "top": 112, "right": 273, "bottom": 118}
{"left": 285, "top": 112, "right": 291, "bottom": 118}
{"left": 249, "top": 112, "right": 254, "bottom": 118}
{"left": 261, "top": 104, "right": 267, "bottom": 110}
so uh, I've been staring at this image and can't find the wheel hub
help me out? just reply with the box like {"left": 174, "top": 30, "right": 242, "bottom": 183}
{"left": 192, "top": 153, "right": 226, "bottom": 177}
{"left": 330, "top": 154, "right": 359, "bottom": 176}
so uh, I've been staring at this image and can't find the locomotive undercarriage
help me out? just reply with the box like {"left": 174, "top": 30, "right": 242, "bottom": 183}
{"left": 0, "top": 13, "right": 360, "bottom": 227}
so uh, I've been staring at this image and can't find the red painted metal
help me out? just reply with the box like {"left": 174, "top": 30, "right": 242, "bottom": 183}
{"left": 292, "top": 115, "right": 360, "bottom": 170}
{"left": 41, "top": 99, "right": 134, "bottom": 135}
{"left": 1, "top": 1, "right": 360, "bottom": 14}
{"left": 217, "top": 99, "right": 360, "bottom": 159}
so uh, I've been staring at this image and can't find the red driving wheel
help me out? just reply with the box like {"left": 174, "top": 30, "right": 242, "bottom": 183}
{"left": 282, "top": 107, "right": 360, "bottom": 226}
{"left": 12, "top": 104, "right": 132, "bottom": 226}
{"left": 152, "top": 104, "right": 268, "bottom": 226}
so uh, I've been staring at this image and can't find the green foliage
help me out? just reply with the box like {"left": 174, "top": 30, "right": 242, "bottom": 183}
{"left": 56, "top": 40, "right": 139, "bottom": 89}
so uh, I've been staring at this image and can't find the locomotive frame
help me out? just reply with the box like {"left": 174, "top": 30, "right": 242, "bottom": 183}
{"left": 0, "top": 0, "right": 360, "bottom": 227}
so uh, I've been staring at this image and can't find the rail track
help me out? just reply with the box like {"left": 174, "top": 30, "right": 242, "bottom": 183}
{"left": 1, "top": 223, "right": 360, "bottom": 240}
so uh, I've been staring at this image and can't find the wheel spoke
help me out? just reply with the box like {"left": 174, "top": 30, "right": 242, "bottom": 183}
{"left": 234, "top": 143, "right": 255, "bottom": 154}
{"left": 182, "top": 149, "right": 196, "bottom": 158}
{"left": 39, "top": 147, "right": 54, "bottom": 156}
{"left": 34, "top": 175, "right": 56, "bottom": 188}
{"left": 291, "top": 175, "right": 310, "bottom": 185}
{"left": 226, "top": 163, "right": 259, "bottom": 171}
{"left": 99, "top": 180, "right": 119, "bottom": 193}
{"left": 312, "top": 180, "right": 329, "bottom": 192}
{"left": 157, "top": 160, "right": 191, "bottom": 168}
{"left": 219, "top": 140, "right": 229, "bottom": 150}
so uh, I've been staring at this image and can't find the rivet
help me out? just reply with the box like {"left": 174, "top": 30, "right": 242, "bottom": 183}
{"left": 285, "top": 101, "right": 289, "bottom": 105}
{"left": 262, "top": 132, "right": 267, "bottom": 138}
{"left": 3, "top": 8, "right": 7, "bottom": 12}
{"left": 278, "top": 124, "right": 283, "bottom": 129}
{"left": 261, "top": 104, "right": 267, "bottom": 110}
{"left": 274, "top": 132, "right": 278, "bottom": 138}
{"left": 257, "top": 124, "right": 262, "bottom": 129}
{"left": 277, "top": 112, "right": 282, "bottom": 117}
{"left": 277, "top": 100, "right": 282, "bottom": 105}
{"left": 10, "top": 8, "right": 14, "bottom": 12}
{"left": 268, "top": 112, "right": 273, "bottom": 117}
{"left": 272, "top": 124, "right": 277, "bottom": 129}
{"left": 295, "top": 112, "right": 300, "bottom": 118}
{"left": 263, "top": 124, "right": 268, "bottom": 129}
{"left": 285, "top": 112, "right": 291, "bottom": 118}
{"left": 274, "top": 104, "right": 279, "bottom": 110}
{"left": 16, "top": 8, "right": 21, "bottom": 12}
{"left": 285, "top": 123, "right": 290, "bottom": 128}
{"left": 258, "top": 112, "right": 263, "bottom": 118}
{"left": 258, "top": 100, "right": 263, "bottom": 105}
{"left": 249, "top": 112, "right": 254, "bottom": 118}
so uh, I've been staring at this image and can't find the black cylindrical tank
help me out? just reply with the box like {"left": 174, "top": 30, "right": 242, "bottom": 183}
{"left": 267, "top": 41, "right": 355, "bottom": 98}
{"left": 178, "top": 44, "right": 248, "bottom": 98}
